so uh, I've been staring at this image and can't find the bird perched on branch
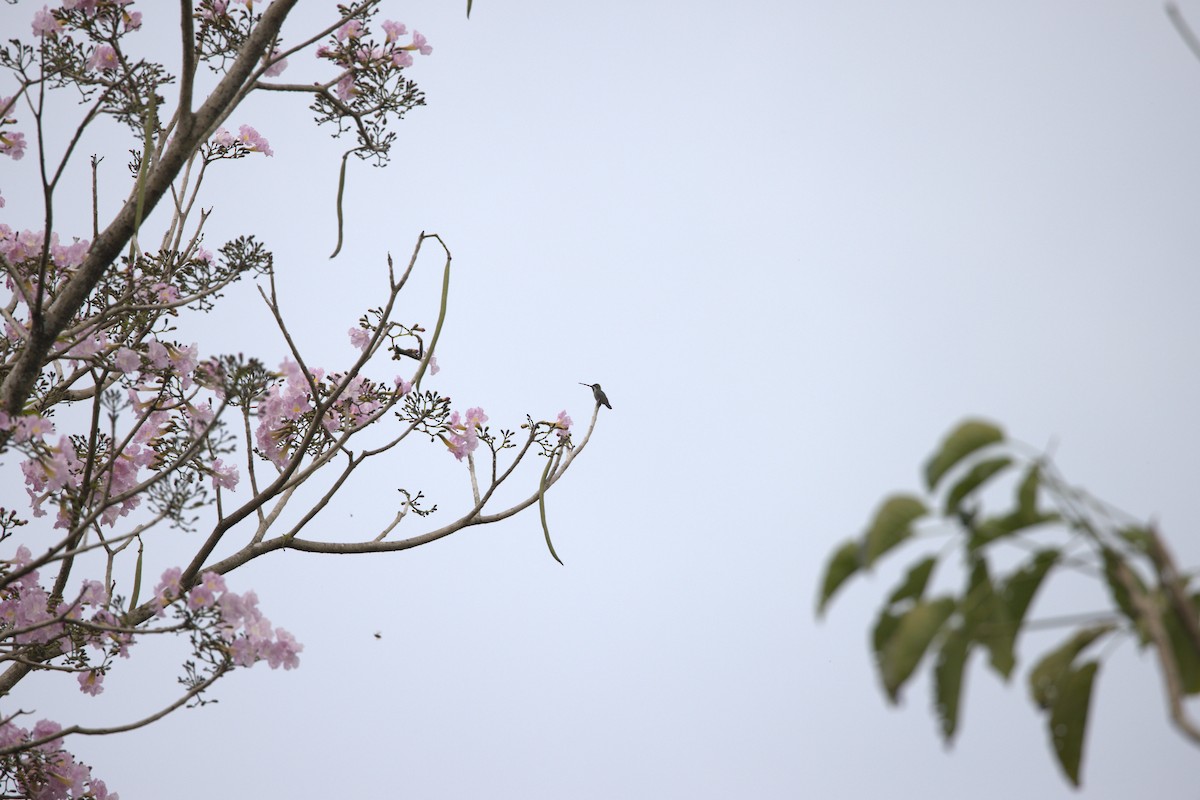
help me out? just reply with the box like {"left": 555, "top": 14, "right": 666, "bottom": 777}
{"left": 580, "top": 382, "right": 611, "bottom": 409}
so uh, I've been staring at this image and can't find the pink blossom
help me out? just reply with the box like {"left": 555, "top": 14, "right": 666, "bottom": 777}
{"left": 14, "top": 414, "right": 54, "bottom": 443}
{"left": 392, "top": 50, "right": 413, "bottom": 69}
{"left": 0, "top": 130, "right": 26, "bottom": 160}
{"left": 382, "top": 20, "right": 407, "bottom": 42}
{"left": 555, "top": 410, "right": 572, "bottom": 439}
{"left": 254, "top": 361, "right": 318, "bottom": 467}
{"left": 154, "top": 567, "right": 182, "bottom": 608}
{"left": 336, "top": 19, "right": 363, "bottom": 41}
{"left": 279, "top": 357, "right": 304, "bottom": 384}
{"left": 77, "top": 670, "right": 104, "bottom": 696}
{"left": 394, "top": 376, "right": 412, "bottom": 395}
{"left": 10, "top": 545, "right": 33, "bottom": 569}
{"left": 266, "top": 627, "right": 303, "bottom": 670}
{"left": 263, "top": 50, "right": 288, "bottom": 77}
{"left": 0, "top": 190, "right": 5, "bottom": 208}
{"left": 351, "top": 44, "right": 371, "bottom": 62}
{"left": 187, "top": 401, "right": 215, "bottom": 434}
{"left": 79, "top": 580, "right": 107, "bottom": 606}
{"left": 145, "top": 339, "right": 170, "bottom": 369}
{"left": 45, "top": 436, "right": 84, "bottom": 492}
{"left": 236, "top": 124, "right": 273, "bottom": 156}
{"left": 113, "top": 346, "right": 140, "bottom": 373}
{"left": 348, "top": 327, "right": 371, "bottom": 351}
{"left": 0, "top": 228, "right": 39, "bottom": 263}
{"left": 212, "top": 127, "right": 235, "bottom": 147}
{"left": 87, "top": 45, "right": 119, "bottom": 72}
{"left": 31, "top": 719, "right": 63, "bottom": 747}
{"left": 4, "top": 581, "right": 60, "bottom": 643}
{"left": 342, "top": 374, "right": 365, "bottom": 402}
{"left": 124, "top": 8, "right": 142, "bottom": 29}
{"left": 132, "top": 408, "right": 169, "bottom": 445}
{"left": 336, "top": 74, "right": 356, "bottom": 102}
{"left": 211, "top": 458, "right": 239, "bottom": 491}
{"left": 447, "top": 434, "right": 471, "bottom": 460}
{"left": 31, "top": 6, "right": 62, "bottom": 37}
{"left": 194, "top": 246, "right": 213, "bottom": 263}
{"left": 445, "top": 409, "right": 485, "bottom": 461}
{"left": 170, "top": 343, "right": 199, "bottom": 388}
{"left": 51, "top": 237, "right": 89, "bottom": 268}
{"left": 410, "top": 31, "right": 433, "bottom": 56}
{"left": 152, "top": 281, "right": 179, "bottom": 303}
{"left": 187, "top": 571, "right": 226, "bottom": 609}
{"left": 199, "top": 571, "right": 226, "bottom": 594}
{"left": 429, "top": 356, "right": 440, "bottom": 375}
{"left": 66, "top": 331, "right": 106, "bottom": 360}
{"left": 214, "top": 587, "right": 303, "bottom": 670}
{"left": 202, "top": 0, "right": 229, "bottom": 18}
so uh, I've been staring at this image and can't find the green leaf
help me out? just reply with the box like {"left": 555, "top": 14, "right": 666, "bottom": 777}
{"left": 817, "top": 540, "right": 861, "bottom": 616}
{"left": 934, "top": 624, "right": 972, "bottom": 743}
{"left": 886, "top": 556, "right": 937, "bottom": 607}
{"left": 1165, "top": 607, "right": 1200, "bottom": 694}
{"left": 880, "top": 597, "right": 957, "bottom": 703}
{"left": 924, "top": 419, "right": 1004, "bottom": 491}
{"left": 1028, "top": 625, "right": 1115, "bottom": 710}
{"left": 943, "top": 456, "right": 1012, "bottom": 516}
{"left": 1048, "top": 661, "right": 1099, "bottom": 787}
{"left": 1100, "top": 547, "right": 1144, "bottom": 625}
{"left": 992, "top": 549, "right": 1059, "bottom": 670}
{"left": 872, "top": 608, "right": 901, "bottom": 660}
{"left": 1117, "top": 525, "right": 1153, "bottom": 553}
{"left": 862, "top": 495, "right": 927, "bottom": 568}
{"left": 1002, "top": 549, "right": 1059, "bottom": 624}
{"left": 961, "top": 559, "right": 1014, "bottom": 678}
{"left": 967, "top": 509, "right": 1061, "bottom": 551}
{"left": 1016, "top": 463, "right": 1041, "bottom": 521}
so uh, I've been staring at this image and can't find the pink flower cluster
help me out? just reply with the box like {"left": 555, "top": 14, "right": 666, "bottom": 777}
{"left": 211, "top": 124, "right": 273, "bottom": 156}
{"left": 0, "top": 551, "right": 130, "bottom": 798}
{"left": 0, "top": 546, "right": 132, "bottom": 678}
{"left": 153, "top": 568, "right": 303, "bottom": 670}
{"left": 254, "top": 358, "right": 314, "bottom": 467}
{"left": 262, "top": 49, "right": 288, "bottom": 77}
{"left": 0, "top": 718, "right": 118, "bottom": 799}
{"left": 0, "top": 129, "right": 24, "bottom": 161}
{"left": 32, "top": 0, "right": 141, "bottom": 36}
{"left": 327, "top": 373, "right": 385, "bottom": 431}
{"left": 445, "top": 406, "right": 488, "bottom": 460}
{"left": 0, "top": 227, "right": 90, "bottom": 270}
{"left": 348, "top": 326, "right": 371, "bottom": 351}
{"left": 256, "top": 358, "right": 415, "bottom": 466}
{"left": 320, "top": 18, "right": 432, "bottom": 100}
{"left": 6, "top": 414, "right": 85, "bottom": 525}
{"left": 2, "top": 333, "right": 234, "bottom": 526}
{"left": 86, "top": 44, "right": 119, "bottom": 72}
{"left": 555, "top": 410, "right": 572, "bottom": 441}
{"left": 31, "top": 6, "right": 64, "bottom": 37}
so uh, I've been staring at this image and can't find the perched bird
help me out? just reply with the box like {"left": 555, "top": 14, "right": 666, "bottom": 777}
{"left": 579, "top": 382, "right": 612, "bottom": 409}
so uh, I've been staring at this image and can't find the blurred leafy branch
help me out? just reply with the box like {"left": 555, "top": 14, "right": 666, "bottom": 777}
{"left": 817, "top": 419, "right": 1200, "bottom": 787}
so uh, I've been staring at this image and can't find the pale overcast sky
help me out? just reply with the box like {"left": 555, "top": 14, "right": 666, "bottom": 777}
{"left": 3, "top": 0, "right": 1199, "bottom": 797}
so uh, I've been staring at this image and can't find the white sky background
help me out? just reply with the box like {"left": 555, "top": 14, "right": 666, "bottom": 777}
{"left": 2, "top": 0, "right": 1200, "bottom": 797}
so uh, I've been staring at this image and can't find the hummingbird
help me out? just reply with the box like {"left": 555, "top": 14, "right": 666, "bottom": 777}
{"left": 580, "top": 382, "right": 612, "bottom": 409}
